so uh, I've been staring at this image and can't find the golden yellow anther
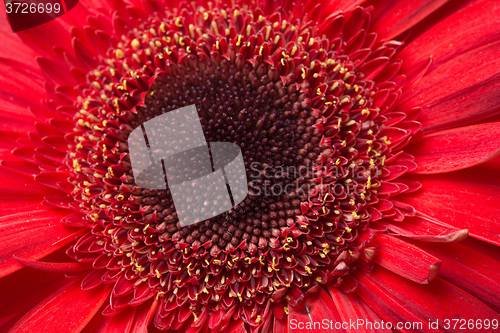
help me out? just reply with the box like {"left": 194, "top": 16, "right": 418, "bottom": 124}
{"left": 131, "top": 39, "right": 140, "bottom": 50}
{"left": 115, "top": 49, "right": 125, "bottom": 59}
{"left": 265, "top": 26, "right": 271, "bottom": 40}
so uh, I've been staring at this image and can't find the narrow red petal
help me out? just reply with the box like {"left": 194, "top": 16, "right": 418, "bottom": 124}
{"left": 0, "top": 111, "right": 36, "bottom": 135}
{"left": 324, "top": 0, "right": 366, "bottom": 13}
{"left": 418, "top": 240, "right": 500, "bottom": 312}
{"left": 307, "top": 287, "right": 344, "bottom": 323}
{"left": 0, "top": 166, "right": 58, "bottom": 200}
{"left": 409, "top": 123, "right": 500, "bottom": 174}
{"left": 0, "top": 210, "right": 79, "bottom": 278}
{"left": 400, "top": 175, "right": 500, "bottom": 246}
{"left": 483, "top": 154, "right": 500, "bottom": 170}
{"left": 357, "top": 268, "right": 498, "bottom": 330}
{"left": 0, "top": 268, "right": 66, "bottom": 332}
{"left": 131, "top": 299, "right": 158, "bottom": 333}
{"left": 400, "top": 0, "right": 500, "bottom": 73}
{"left": 0, "top": 157, "right": 40, "bottom": 175}
{"left": 37, "top": 57, "right": 78, "bottom": 86}
{"left": 288, "top": 288, "right": 346, "bottom": 332}
{"left": 9, "top": 279, "right": 111, "bottom": 333}
{"left": 373, "top": 234, "right": 441, "bottom": 284}
{"left": 222, "top": 321, "right": 246, "bottom": 333}
{"left": 376, "top": 215, "right": 468, "bottom": 242}
{"left": 97, "top": 306, "right": 136, "bottom": 333}
{"left": 370, "top": 0, "right": 449, "bottom": 40}
{"left": 14, "top": 257, "right": 89, "bottom": 273}
{"left": 400, "top": 40, "right": 500, "bottom": 132}
{"left": 0, "top": 201, "right": 43, "bottom": 216}
{"left": 328, "top": 287, "right": 390, "bottom": 333}
{"left": 15, "top": 19, "right": 72, "bottom": 60}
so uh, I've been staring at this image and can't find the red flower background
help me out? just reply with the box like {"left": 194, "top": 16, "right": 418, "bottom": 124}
{"left": 0, "top": 0, "right": 499, "bottom": 332}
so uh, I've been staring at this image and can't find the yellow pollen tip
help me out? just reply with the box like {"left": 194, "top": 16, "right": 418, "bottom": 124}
{"left": 116, "top": 49, "right": 125, "bottom": 59}
{"left": 131, "top": 39, "right": 140, "bottom": 50}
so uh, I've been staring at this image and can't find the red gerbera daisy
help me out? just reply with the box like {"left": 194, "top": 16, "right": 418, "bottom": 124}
{"left": 1, "top": 0, "right": 499, "bottom": 332}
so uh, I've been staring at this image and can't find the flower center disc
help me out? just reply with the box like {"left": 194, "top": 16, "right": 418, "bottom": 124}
{"left": 66, "top": 3, "right": 400, "bottom": 326}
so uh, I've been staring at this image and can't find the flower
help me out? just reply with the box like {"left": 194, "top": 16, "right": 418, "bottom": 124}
{"left": 1, "top": 0, "right": 499, "bottom": 331}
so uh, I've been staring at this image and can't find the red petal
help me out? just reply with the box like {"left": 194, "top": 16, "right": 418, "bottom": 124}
{"left": 131, "top": 299, "right": 158, "bottom": 333}
{"left": 35, "top": 172, "right": 73, "bottom": 190}
{"left": 400, "top": 174, "right": 500, "bottom": 245}
{"left": 327, "top": 287, "right": 390, "bottom": 333}
{"left": 403, "top": 57, "right": 432, "bottom": 89}
{"left": 373, "top": 234, "right": 441, "bottom": 284}
{"left": 400, "top": 0, "right": 500, "bottom": 73}
{"left": 0, "top": 210, "right": 78, "bottom": 278}
{"left": 483, "top": 154, "right": 500, "bottom": 170}
{"left": 0, "top": 201, "right": 43, "bottom": 216}
{"left": 9, "top": 279, "right": 111, "bottom": 333}
{"left": 409, "top": 123, "right": 500, "bottom": 174}
{"left": 358, "top": 57, "right": 389, "bottom": 81}
{"left": 307, "top": 287, "right": 344, "bottom": 322}
{"left": 0, "top": 110, "right": 36, "bottom": 135}
{"left": 15, "top": 257, "right": 89, "bottom": 273}
{"left": 97, "top": 306, "right": 136, "bottom": 333}
{"left": 15, "top": 19, "right": 72, "bottom": 60}
{"left": 223, "top": 321, "right": 246, "bottom": 333}
{"left": 0, "top": 166, "right": 57, "bottom": 200}
{"left": 0, "top": 33, "right": 41, "bottom": 71}
{"left": 377, "top": 215, "right": 468, "bottom": 242}
{"left": 288, "top": 288, "right": 345, "bottom": 332}
{"left": 357, "top": 268, "right": 498, "bottom": 329}
{"left": 323, "top": 0, "right": 366, "bottom": 13}
{"left": 371, "top": 0, "right": 449, "bottom": 40}
{"left": 400, "top": 40, "right": 500, "bottom": 132}
{"left": 37, "top": 57, "right": 77, "bottom": 86}
{"left": 418, "top": 240, "right": 500, "bottom": 312}
{"left": 0, "top": 268, "right": 66, "bottom": 331}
